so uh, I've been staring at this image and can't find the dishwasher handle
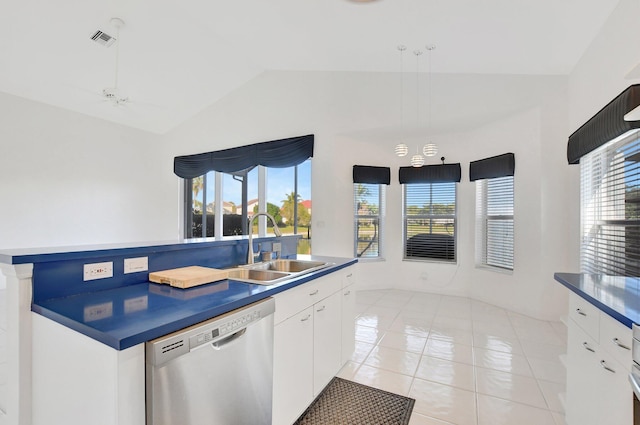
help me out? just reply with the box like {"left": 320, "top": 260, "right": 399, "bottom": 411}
{"left": 211, "top": 328, "right": 247, "bottom": 350}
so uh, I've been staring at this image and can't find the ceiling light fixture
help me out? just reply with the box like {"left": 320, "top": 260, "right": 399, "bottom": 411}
{"left": 395, "top": 45, "right": 408, "bottom": 157}
{"left": 410, "top": 49, "right": 424, "bottom": 167}
{"left": 423, "top": 44, "right": 437, "bottom": 157}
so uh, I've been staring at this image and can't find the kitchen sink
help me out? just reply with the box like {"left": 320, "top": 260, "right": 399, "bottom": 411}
{"left": 242, "top": 259, "right": 330, "bottom": 274}
{"left": 226, "top": 268, "right": 290, "bottom": 284}
{"left": 228, "top": 259, "right": 333, "bottom": 285}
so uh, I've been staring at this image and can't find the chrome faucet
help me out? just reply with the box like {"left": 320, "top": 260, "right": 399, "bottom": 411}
{"left": 247, "top": 212, "right": 282, "bottom": 264}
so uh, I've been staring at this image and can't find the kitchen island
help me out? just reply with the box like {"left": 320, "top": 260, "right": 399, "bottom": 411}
{"left": 0, "top": 237, "right": 357, "bottom": 425}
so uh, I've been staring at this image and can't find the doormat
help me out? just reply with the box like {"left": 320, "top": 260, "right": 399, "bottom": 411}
{"left": 293, "top": 377, "right": 415, "bottom": 425}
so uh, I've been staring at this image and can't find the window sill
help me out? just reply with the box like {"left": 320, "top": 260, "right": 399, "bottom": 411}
{"left": 475, "top": 264, "right": 514, "bottom": 275}
{"left": 356, "top": 257, "right": 386, "bottom": 263}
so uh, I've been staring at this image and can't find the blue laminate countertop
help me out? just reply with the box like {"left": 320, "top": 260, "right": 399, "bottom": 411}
{"left": 33, "top": 255, "right": 357, "bottom": 350}
{"left": 554, "top": 272, "right": 640, "bottom": 328}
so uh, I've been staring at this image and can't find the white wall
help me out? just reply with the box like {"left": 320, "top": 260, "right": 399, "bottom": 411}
{"left": 165, "top": 70, "right": 572, "bottom": 319}
{"left": 0, "top": 92, "right": 179, "bottom": 249}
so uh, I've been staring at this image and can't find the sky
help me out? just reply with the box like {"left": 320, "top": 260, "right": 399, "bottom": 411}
{"left": 202, "top": 160, "right": 312, "bottom": 207}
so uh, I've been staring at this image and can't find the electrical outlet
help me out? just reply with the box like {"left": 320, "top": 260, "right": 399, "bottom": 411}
{"left": 273, "top": 242, "right": 282, "bottom": 252}
{"left": 83, "top": 261, "right": 113, "bottom": 281}
{"left": 124, "top": 257, "right": 148, "bottom": 274}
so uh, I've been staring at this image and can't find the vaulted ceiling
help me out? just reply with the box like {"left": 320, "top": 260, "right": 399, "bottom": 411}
{"left": 0, "top": 0, "right": 621, "bottom": 134}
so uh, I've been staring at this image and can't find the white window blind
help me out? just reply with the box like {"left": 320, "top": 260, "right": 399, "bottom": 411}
{"left": 354, "top": 183, "right": 385, "bottom": 258}
{"left": 403, "top": 182, "right": 456, "bottom": 262}
{"left": 580, "top": 131, "right": 640, "bottom": 276}
{"left": 475, "top": 176, "right": 514, "bottom": 270}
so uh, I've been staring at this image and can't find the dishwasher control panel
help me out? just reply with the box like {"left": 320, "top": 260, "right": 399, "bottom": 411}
{"left": 189, "top": 310, "right": 261, "bottom": 349}
{"left": 146, "top": 297, "right": 275, "bottom": 366}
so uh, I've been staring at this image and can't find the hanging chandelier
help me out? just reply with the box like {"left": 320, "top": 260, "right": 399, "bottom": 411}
{"left": 394, "top": 44, "right": 438, "bottom": 167}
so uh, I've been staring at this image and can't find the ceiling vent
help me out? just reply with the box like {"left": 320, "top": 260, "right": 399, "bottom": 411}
{"left": 90, "top": 30, "right": 116, "bottom": 47}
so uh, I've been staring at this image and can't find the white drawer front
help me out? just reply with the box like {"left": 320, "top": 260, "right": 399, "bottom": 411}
{"left": 274, "top": 273, "right": 342, "bottom": 325}
{"left": 599, "top": 312, "right": 632, "bottom": 366}
{"left": 569, "top": 293, "right": 600, "bottom": 342}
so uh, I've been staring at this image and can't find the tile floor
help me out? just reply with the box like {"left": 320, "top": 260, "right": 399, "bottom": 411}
{"left": 337, "top": 289, "right": 568, "bottom": 425}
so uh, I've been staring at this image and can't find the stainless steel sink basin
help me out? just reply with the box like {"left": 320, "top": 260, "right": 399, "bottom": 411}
{"left": 243, "top": 259, "right": 330, "bottom": 273}
{"left": 226, "top": 268, "right": 290, "bottom": 285}
{"left": 229, "top": 259, "right": 333, "bottom": 285}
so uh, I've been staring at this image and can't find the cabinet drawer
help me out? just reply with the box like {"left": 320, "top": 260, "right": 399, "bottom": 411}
{"left": 274, "top": 273, "right": 342, "bottom": 325}
{"left": 569, "top": 293, "right": 600, "bottom": 342}
{"left": 599, "top": 312, "right": 632, "bottom": 366}
{"left": 342, "top": 266, "right": 357, "bottom": 288}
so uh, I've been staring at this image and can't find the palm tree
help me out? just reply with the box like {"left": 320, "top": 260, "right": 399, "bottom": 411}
{"left": 281, "top": 192, "right": 301, "bottom": 224}
{"left": 192, "top": 176, "right": 204, "bottom": 198}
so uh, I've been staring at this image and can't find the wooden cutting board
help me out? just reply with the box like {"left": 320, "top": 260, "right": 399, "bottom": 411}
{"left": 149, "top": 266, "right": 229, "bottom": 289}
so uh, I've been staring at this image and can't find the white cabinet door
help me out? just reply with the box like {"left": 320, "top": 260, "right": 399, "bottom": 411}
{"left": 341, "top": 283, "right": 356, "bottom": 365}
{"left": 313, "top": 290, "right": 343, "bottom": 396}
{"left": 565, "top": 320, "right": 598, "bottom": 425}
{"left": 596, "top": 342, "right": 633, "bottom": 425}
{"left": 566, "top": 315, "right": 633, "bottom": 425}
{"left": 272, "top": 307, "right": 314, "bottom": 425}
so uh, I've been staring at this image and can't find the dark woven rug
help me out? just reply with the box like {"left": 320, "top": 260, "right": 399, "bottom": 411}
{"left": 293, "top": 377, "right": 415, "bottom": 425}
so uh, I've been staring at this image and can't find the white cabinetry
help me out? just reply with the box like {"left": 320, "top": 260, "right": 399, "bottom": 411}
{"left": 565, "top": 292, "right": 632, "bottom": 425}
{"left": 272, "top": 265, "right": 357, "bottom": 425}
{"left": 341, "top": 268, "right": 357, "bottom": 364}
{"left": 31, "top": 313, "right": 145, "bottom": 425}
{"left": 272, "top": 307, "right": 314, "bottom": 425}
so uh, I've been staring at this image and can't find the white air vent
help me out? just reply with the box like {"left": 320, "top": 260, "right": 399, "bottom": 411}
{"left": 90, "top": 30, "right": 116, "bottom": 47}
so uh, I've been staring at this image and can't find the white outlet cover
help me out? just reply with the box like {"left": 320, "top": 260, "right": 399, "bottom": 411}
{"left": 83, "top": 261, "right": 113, "bottom": 281}
{"left": 124, "top": 257, "right": 149, "bottom": 274}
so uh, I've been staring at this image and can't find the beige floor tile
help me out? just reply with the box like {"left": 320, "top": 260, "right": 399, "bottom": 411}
{"left": 424, "top": 338, "right": 474, "bottom": 365}
{"left": 363, "top": 345, "right": 421, "bottom": 376}
{"left": 409, "top": 378, "right": 477, "bottom": 425}
{"left": 378, "top": 330, "right": 428, "bottom": 354}
{"left": 475, "top": 367, "right": 547, "bottom": 409}
{"left": 351, "top": 364, "right": 413, "bottom": 396}
{"left": 415, "top": 355, "right": 475, "bottom": 391}
{"left": 409, "top": 413, "right": 457, "bottom": 424}
{"left": 477, "top": 394, "right": 555, "bottom": 425}
{"left": 473, "top": 331, "right": 523, "bottom": 355}
{"left": 473, "top": 347, "right": 533, "bottom": 376}
{"left": 354, "top": 324, "right": 385, "bottom": 344}
{"left": 538, "top": 379, "right": 566, "bottom": 413}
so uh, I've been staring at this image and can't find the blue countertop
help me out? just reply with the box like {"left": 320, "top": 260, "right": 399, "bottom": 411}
{"left": 554, "top": 272, "right": 640, "bottom": 328}
{"left": 33, "top": 256, "right": 357, "bottom": 350}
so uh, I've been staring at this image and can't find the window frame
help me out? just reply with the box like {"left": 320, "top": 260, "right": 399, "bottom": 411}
{"left": 353, "top": 183, "right": 385, "bottom": 261}
{"left": 183, "top": 161, "right": 311, "bottom": 244}
{"left": 402, "top": 181, "right": 457, "bottom": 263}
{"left": 475, "top": 175, "right": 515, "bottom": 272}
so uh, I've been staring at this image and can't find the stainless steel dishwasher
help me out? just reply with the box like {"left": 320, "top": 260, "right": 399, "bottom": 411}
{"left": 146, "top": 298, "right": 276, "bottom": 425}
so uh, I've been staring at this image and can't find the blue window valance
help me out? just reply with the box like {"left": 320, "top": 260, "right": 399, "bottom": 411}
{"left": 399, "top": 164, "right": 461, "bottom": 184}
{"left": 469, "top": 153, "right": 515, "bottom": 181}
{"left": 174, "top": 134, "right": 314, "bottom": 178}
{"left": 353, "top": 165, "right": 391, "bottom": 185}
{"left": 567, "top": 85, "right": 640, "bottom": 164}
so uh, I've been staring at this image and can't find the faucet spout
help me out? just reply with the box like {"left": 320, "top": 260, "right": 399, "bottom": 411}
{"left": 247, "top": 212, "right": 282, "bottom": 264}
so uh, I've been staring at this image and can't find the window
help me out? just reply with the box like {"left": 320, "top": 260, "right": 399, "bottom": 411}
{"left": 403, "top": 182, "right": 457, "bottom": 262}
{"left": 184, "top": 160, "right": 312, "bottom": 254}
{"left": 580, "top": 131, "right": 640, "bottom": 276}
{"left": 354, "top": 183, "right": 385, "bottom": 258}
{"left": 399, "top": 164, "right": 461, "bottom": 262}
{"left": 352, "top": 165, "right": 390, "bottom": 260}
{"left": 475, "top": 176, "right": 514, "bottom": 270}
